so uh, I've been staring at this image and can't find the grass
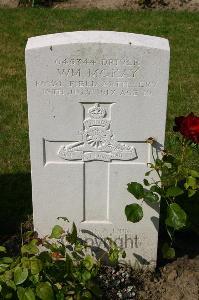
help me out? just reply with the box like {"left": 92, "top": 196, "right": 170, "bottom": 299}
{"left": 0, "top": 8, "right": 199, "bottom": 234}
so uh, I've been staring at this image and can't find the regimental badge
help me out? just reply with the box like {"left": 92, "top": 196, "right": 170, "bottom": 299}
{"left": 58, "top": 103, "right": 136, "bottom": 162}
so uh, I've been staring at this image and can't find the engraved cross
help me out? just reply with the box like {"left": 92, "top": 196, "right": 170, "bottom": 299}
{"left": 58, "top": 103, "right": 137, "bottom": 223}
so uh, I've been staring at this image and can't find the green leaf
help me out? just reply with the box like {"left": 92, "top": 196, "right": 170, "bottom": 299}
{"left": 56, "top": 291, "right": 65, "bottom": 300}
{"left": 0, "top": 257, "right": 13, "bottom": 264}
{"left": 38, "top": 252, "right": 52, "bottom": 265}
{"left": 65, "top": 253, "right": 72, "bottom": 274}
{"left": 81, "top": 290, "right": 92, "bottom": 300}
{"left": 30, "top": 258, "right": 43, "bottom": 275}
{"left": 0, "top": 246, "right": 6, "bottom": 253}
{"left": 188, "top": 189, "right": 196, "bottom": 198}
{"left": 163, "top": 162, "right": 172, "bottom": 169}
{"left": 166, "top": 186, "right": 184, "bottom": 197}
{"left": 21, "top": 240, "right": 39, "bottom": 255}
{"left": 17, "top": 287, "right": 25, "bottom": 300}
{"left": 71, "top": 222, "right": 77, "bottom": 243}
{"left": 23, "top": 231, "right": 34, "bottom": 240}
{"left": 127, "top": 182, "right": 144, "bottom": 199}
{"left": 36, "top": 282, "right": 54, "bottom": 300}
{"left": 82, "top": 270, "right": 91, "bottom": 282}
{"left": 83, "top": 255, "right": 95, "bottom": 271}
{"left": 185, "top": 176, "right": 197, "bottom": 189}
{"left": 190, "top": 170, "right": 199, "bottom": 178}
{"left": 17, "top": 287, "right": 36, "bottom": 300}
{"left": 29, "top": 274, "right": 40, "bottom": 285}
{"left": 75, "top": 242, "right": 84, "bottom": 252}
{"left": 10, "top": 257, "right": 20, "bottom": 269}
{"left": 64, "top": 296, "right": 72, "bottom": 300}
{"left": 145, "top": 171, "right": 151, "bottom": 176}
{"left": 150, "top": 185, "right": 162, "bottom": 195}
{"left": 68, "top": 222, "right": 77, "bottom": 244}
{"left": 125, "top": 204, "right": 143, "bottom": 223}
{"left": 108, "top": 249, "right": 119, "bottom": 265}
{"left": 144, "top": 190, "right": 159, "bottom": 203}
{"left": 143, "top": 179, "right": 150, "bottom": 186}
{"left": 44, "top": 242, "right": 59, "bottom": 253}
{"left": 50, "top": 225, "right": 64, "bottom": 239}
{"left": 21, "top": 257, "right": 30, "bottom": 269}
{"left": 14, "top": 267, "right": 28, "bottom": 285}
{"left": 24, "top": 288, "right": 35, "bottom": 300}
{"left": 6, "top": 280, "right": 16, "bottom": 291}
{"left": 162, "top": 154, "right": 175, "bottom": 163}
{"left": 162, "top": 243, "right": 175, "bottom": 259}
{"left": 0, "top": 264, "right": 9, "bottom": 273}
{"left": 155, "top": 158, "right": 162, "bottom": 167}
{"left": 4, "top": 270, "right": 13, "bottom": 281}
{"left": 2, "top": 291, "right": 12, "bottom": 299}
{"left": 166, "top": 203, "right": 187, "bottom": 230}
{"left": 65, "top": 297, "right": 73, "bottom": 300}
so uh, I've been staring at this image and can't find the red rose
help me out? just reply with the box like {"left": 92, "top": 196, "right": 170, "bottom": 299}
{"left": 173, "top": 112, "right": 199, "bottom": 144}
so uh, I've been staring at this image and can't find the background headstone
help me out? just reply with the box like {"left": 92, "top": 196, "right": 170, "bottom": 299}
{"left": 0, "top": 0, "right": 19, "bottom": 8}
{"left": 26, "top": 31, "right": 170, "bottom": 267}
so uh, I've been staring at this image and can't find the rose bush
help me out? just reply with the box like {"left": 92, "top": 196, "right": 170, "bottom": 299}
{"left": 125, "top": 113, "right": 199, "bottom": 259}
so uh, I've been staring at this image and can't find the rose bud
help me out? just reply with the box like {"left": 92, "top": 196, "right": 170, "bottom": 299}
{"left": 146, "top": 137, "right": 156, "bottom": 145}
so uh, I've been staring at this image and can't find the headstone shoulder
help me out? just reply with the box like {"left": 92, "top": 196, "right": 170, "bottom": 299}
{"left": 26, "top": 31, "right": 169, "bottom": 51}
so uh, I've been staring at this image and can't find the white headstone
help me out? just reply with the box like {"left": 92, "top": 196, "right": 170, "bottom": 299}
{"left": 26, "top": 31, "right": 170, "bottom": 268}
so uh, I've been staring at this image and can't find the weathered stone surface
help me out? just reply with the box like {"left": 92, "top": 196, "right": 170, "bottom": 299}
{"left": 26, "top": 31, "right": 170, "bottom": 267}
{"left": 0, "top": 0, "right": 19, "bottom": 8}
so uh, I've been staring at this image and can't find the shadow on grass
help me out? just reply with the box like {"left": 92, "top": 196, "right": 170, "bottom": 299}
{"left": 0, "top": 173, "right": 32, "bottom": 235}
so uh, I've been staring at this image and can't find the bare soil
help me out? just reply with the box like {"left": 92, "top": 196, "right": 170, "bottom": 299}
{"left": 53, "top": 0, "right": 199, "bottom": 11}
{"left": 138, "top": 255, "right": 199, "bottom": 300}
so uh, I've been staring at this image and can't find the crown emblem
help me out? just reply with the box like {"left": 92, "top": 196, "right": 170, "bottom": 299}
{"left": 88, "top": 103, "right": 106, "bottom": 119}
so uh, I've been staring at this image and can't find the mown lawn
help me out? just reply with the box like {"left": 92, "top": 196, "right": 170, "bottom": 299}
{"left": 0, "top": 8, "right": 199, "bottom": 234}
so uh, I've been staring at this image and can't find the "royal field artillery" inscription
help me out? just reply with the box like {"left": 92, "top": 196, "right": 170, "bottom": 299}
{"left": 34, "top": 55, "right": 158, "bottom": 97}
